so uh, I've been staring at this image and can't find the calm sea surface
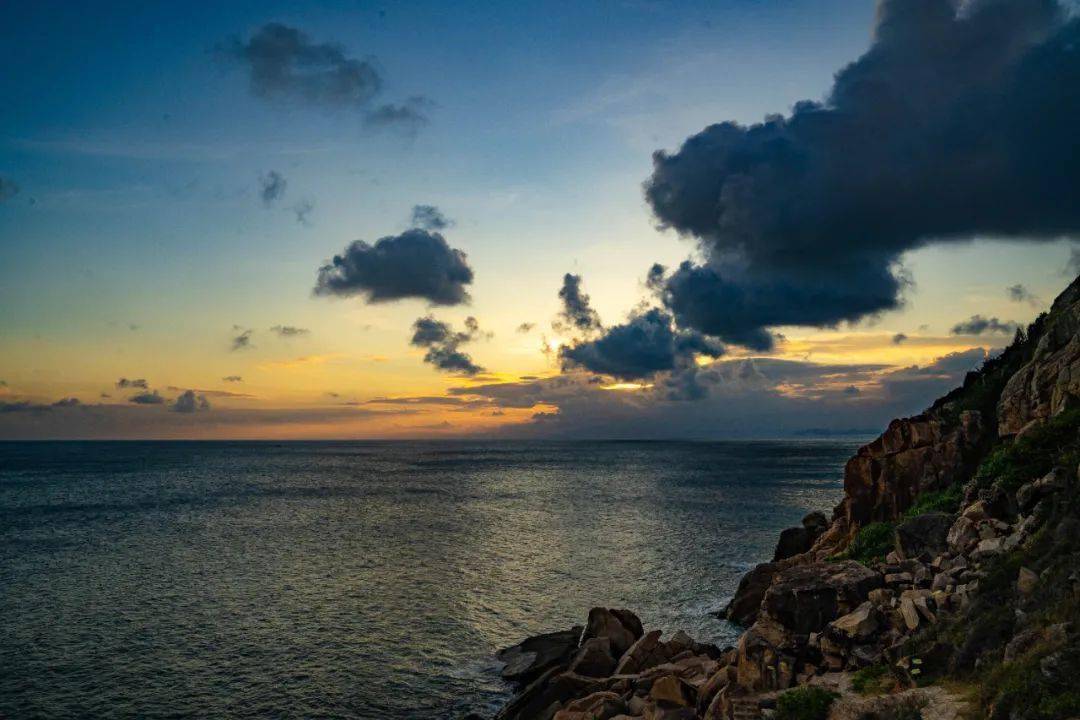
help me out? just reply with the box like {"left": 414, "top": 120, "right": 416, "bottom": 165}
{"left": 0, "top": 440, "right": 859, "bottom": 719}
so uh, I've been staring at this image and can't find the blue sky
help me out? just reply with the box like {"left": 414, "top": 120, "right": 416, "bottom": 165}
{"left": 1, "top": 0, "right": 1075, "bottom": 438}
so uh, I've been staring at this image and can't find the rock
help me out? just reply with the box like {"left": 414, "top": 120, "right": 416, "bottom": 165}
{"left": 803, "top": 511, "right": 829, "bottom": 533}
{"left": 842, "top": 412, "right": 986, "bottom": 527}
{"left": 762, "top": 561, "right": 883, "bottom": 635}
{"left": 773, "top": 526, "right": 816, "bottom": 561}
{"left": 827, "top": 602, "right": 880, "bottom": 643}
{"left": 724, "top": 561, "right": 780, "bottom": 626}
{"left": 895, "top": 512, "right": 953, "bottom": 560}
{"left": 1017, "top": 567, "right": 1039, "bottom": 596}
{"left": 583, "top": 608, "right": 639, "bottom": 658}
{"left": 650, "top": 675, "right": 693, "bottom": 707}
{"left": 498, "top": 627, "right": 584, "bottom": 683}
{"left": 610, "top": 609, "right": 644, "bottom": 640}
{"left": 972, "top": 537, "right": 1005, "bottom": 559}
{"left": 561, "top": 691, "right": 628, "bottom": 720}
{"left": 998, "top": 275, "right": 1080, "bottom": 436}
{"left": 569, "top": 637, "right": 617, "bottom": 678}
{"left": 899, "top": 596, "right": 920, "bottom": 631}
{"left": 885, "top": 572, "right": 914, "bottom": 586}
{"left": 947, "top": 516, "right": 980, "bottom": 554}
{"left": 868, "top": 588, "right": 895, "bottom": 606}
{"left": 614, "top": 629, "right": 664, "bottom": 675}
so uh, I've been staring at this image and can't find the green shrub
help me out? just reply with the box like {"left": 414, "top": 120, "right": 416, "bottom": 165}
{"left": 902, "top": 483, "right": 964, "bottom": 518}
{"left": 974, "top": 407, "right": 1080, "bottom": 493}
{"left": 844, "top": 521, "right": 895, "bottom": 564}
{"left": 851, "top": 664, "right": 891, "bottom": 695}
{"left": 775, "top": 686, "right": 839, "bottom": 720}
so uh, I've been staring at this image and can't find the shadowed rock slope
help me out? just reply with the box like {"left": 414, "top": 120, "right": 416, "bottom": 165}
{"left": 485, "top": 275, "right": 1080, "bottom": 720}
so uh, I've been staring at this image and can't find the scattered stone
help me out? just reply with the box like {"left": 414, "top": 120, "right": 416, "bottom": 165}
{"left": 899, "top": 597, "right": 920, "bottom": 631}
{"left": 828, "top": 602, "right": 880, "bottom": 643}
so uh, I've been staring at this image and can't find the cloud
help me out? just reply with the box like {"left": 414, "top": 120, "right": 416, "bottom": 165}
{"left": 556, "top": 273, "right": 602, "bottom": 333}
{"left": 1006, "top": 283, "right": 1040, "bottom": 306}
{"left": 116, "top": 378, "right": 149, "bottom": 389}
{"left": 516, "top": 322, "right": 536, "bottom": 333}
{"left": 225, "top": 23, "right": 381, "bottom": 108}
{"left": 129, "top": 391, "right": 165, "bottom": 405}
{"left": 293, "top": 199, "right": 314, "bottom": 225}
{"left": 410, "top": 204, "right": 452, "bottom": 231}
{"left": 950, "top": 315, "right": 1020, "bottom": 336}
{"left": 363, "top": 97, "right": 432, "bottom": 135}
{"left": 52, "top": 397, "right": 81, "bottom": 407}
{"left": 892, "top": 333, "right": 908, "bottom": 344}
{"left": 409, "top": 315, "right": 485, "bottom": 375}
{"left": 231, "top": 328, "right": 254, "bottom": 351}
{"left": 0, "top": 401, "right": 49, "bottom": 413}
{"left": 223, "top": 376, "right": 243, "bottom": 383}
{"left": 560, "top": 307, "right": 724, "bottom": 380}
{"left": 313, "top": 228, "right": 474, "bottom": 305}
{"left": 259, "top": 170, "right": 286, "bottom": 206}
{"left": 225, "top": 23, "right": 430, "bottom": 132}
{"left": 0, "top": 176, "right": 19, "bottom": 203}
{"left": 641, "top": 0, "right": 1080, "bottom": 348}
{"left": 270, "top": 325, "right": 310, "bottom": 338}
{"left": 170, "top": 390, "right": 210, "bottom": 413}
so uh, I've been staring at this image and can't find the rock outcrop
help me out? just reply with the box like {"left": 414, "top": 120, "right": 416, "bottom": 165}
{"left": 487, "top": 276, "right": 1080, "bottom": 720}
{"left": 998, "top": 276, "right": 1080, "bottom": 436}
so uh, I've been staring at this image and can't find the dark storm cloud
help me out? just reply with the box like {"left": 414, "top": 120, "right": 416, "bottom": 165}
{"left": 270, "top": 325, "right": 310, "bottom": 337}
{"left": 170, "top": 390, "right": 210, "bottom": 414}
{"left": 892, "top": 333, "right": 908, "bottom": 344}
{"left": 225, "top": 23, "right": 382, "bottom": 108}
{"left": 0, "top": 401, "right": 48, "bottom": 413}
{"left": 642, "top": 0, "right": 1080, "bottom": 348}
{"left": 223, "top": 375, "right": 243, "bottom": 383}
{"left": 128, "top": 391, "right": 165, "bottom": 405}
{"left": 559, "top": 308, "right": 724, "bottom": 380}
{"left": 950, "top": 315, "right": 1020, "bottom": 336}
{"left": 1006, "top": 283, "right": 1040, "bottom": 306}
{"left": 116, "top": 378, "right": 148, "bottom": 389}
{"left": 0, "top": 176, "right": 19, "bottom": 203}
{"left": 409, "top": 316, "right": 485, "bottom": 375}
{"left": 313, "top": 229, "right": 473, "bottom": 306}
{"left": 516, "top": 322, "right": 536, "bottom": 333}
{"left": 259, "top": 171, "right": 286, "bottom": 206}
{"left": 557, "top": 274, "right": 602, "bottom": 333}
{"left": 410, "top": 204, "right": 452, "bottom": 231}
{"left": 231, "top": 329, "right": 254, "bottom": 351}
{"left": 52, "top": 398, "right": 81, "bottom": 407}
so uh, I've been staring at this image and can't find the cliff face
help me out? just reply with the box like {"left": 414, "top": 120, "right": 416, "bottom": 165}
{"left": 492, "top": 276, "right": 1080, "bottom": 720}
{"left": 998, "top": 276, "right": 1080, "bottom": 436}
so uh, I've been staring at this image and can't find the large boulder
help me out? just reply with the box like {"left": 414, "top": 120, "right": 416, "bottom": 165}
{"left": 568, "top": 637, "right": 617, "bottom": 678}
{"left": 497, "top": 627, "right": 583, "bottom": 683}
{"left": 772, "top": 512, "right": 832, "bottom": 561}
{"left": 581, "top": 608, "right": 641, "bottom": 658}
{"left": 724, "top": 561, "right": 780, "bottom": 626}
{"left": 894, "top": 512, "right": 953, "bottom": 560}
{"left": 762, "top": 561, "right": 882, "bottom": 635}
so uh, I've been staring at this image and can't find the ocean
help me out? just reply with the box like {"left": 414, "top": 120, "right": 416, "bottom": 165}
{"left": 0, "top": 440, "right": 859, "bottom": 719}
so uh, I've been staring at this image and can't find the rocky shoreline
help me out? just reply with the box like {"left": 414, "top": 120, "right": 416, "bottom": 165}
{"left": 478, "top": 276, "right": 1080, "bottom": 720}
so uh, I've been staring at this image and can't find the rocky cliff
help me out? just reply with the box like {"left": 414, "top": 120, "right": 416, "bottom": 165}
{"left": 486, "top": 275, "right": 1080, "bottom": 720}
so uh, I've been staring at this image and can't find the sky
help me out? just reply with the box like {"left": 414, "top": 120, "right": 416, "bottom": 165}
{"left": 1, "top": 0, "right": 1078, "bottom": 439}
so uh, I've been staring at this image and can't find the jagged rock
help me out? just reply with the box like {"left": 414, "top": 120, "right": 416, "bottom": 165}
{"left": 724, "top": 561, "right": 780, "bottom": 626}
{"left": 762, "top": 561, "right": 882, "bottom": 635}
{"left": 556, "top": 691, "right": 628, "bottom": 720}
{"left": 650, "top": 675, "right": 693, "bottom": 707}
{"left": 773, "top": 526, "right": 815, "bottom": 561}
{"left": 998, "top": 276, "right": 1080, "bottom": 436}
{"left": 827, "top": 601, "right": 880, "bottom": 643}
{"left": 884, "top": 572, "right": 913, "bottom": 586}
{"left": 899, "top": 596, "right": 920, "bottom": 631}
{"left": 569, "top": 637, "right": 617, "bottom": 678}
{"left": 895, "top": 512, "right": 953, "bottom": 560}
{"left": 498, "top": 627, "right": 584, "bottom": 683}
{"left": 842, "top": 412, "right": 986, "bottom": 527}
{"left": 947, "top": 516, "right": 980, "bottom": 554}
{"left": 972, "top": 537, "right": 1005, "bottom": 559}
{"left": 582, "top": 608, "right": 641, "bottom": 658}
{"left": 614, "top": 629, "right": 664, "bottom": 675}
